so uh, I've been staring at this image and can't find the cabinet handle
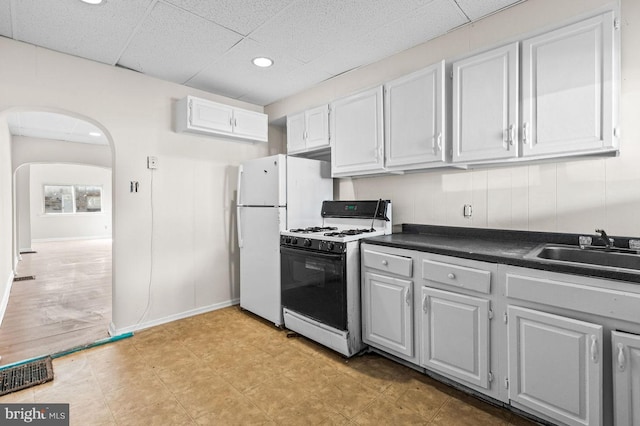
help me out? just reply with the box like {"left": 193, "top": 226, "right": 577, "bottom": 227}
{"left": 381, "top": 260, "right": 388, "bottom": 266}
{"left": 405, "top": 287, "right": 411, "bottom": 306}
{"left": 447, "top": 273, "right": 455, "bottom": 280}
{"left": 422, "top": 294, "right": 428, "bottom": 313}
{"left": 432, "top": 132, "right": 442, "bottom": 155}
{"left": 188, "top": 99, "right": 193, "bottom": 126}
{"left": 509, "top": 124, "right": 516, "bottom": 146}
{"left": 523, "top": 122, "right": 530, "bottom": 147}
{"left": 590, "top": 335, "right": 599, "bottom": 363}
{"left": 617, "top": 343, "right": 626, "bottom": 371}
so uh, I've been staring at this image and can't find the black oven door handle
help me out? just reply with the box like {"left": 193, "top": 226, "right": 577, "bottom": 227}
{"left": 280, "top": 246, "right": 345, "bottom": 261}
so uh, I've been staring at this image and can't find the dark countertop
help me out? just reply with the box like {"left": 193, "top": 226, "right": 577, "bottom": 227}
{"left": 362, "top": 224, "right": 640, "bottom": 284}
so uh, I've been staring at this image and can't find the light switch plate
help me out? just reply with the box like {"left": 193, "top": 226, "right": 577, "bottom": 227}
{"left": 147, "top": 156, "right": 158, "bottom": 169}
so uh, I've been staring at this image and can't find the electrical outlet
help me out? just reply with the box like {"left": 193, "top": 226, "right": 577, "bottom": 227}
{"left": 147, "top": 156, "right": 158, "bottom": 169}
{"left": 463, "top": 204, "right": 473, "bottom": 218}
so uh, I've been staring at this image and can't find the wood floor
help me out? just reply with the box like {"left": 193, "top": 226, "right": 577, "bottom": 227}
{"left": 0, "top": 239, "right": 112, "bottom": 366}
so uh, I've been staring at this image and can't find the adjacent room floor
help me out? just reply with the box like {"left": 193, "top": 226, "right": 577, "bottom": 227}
{"left": 0, "top": 239, "right": 112, "bottom": 366}
{"left": 0, "top": 306, "right": 536, "bottom": 425}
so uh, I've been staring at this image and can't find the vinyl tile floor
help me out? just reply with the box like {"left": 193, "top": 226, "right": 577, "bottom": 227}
{"left": 0, "top": 307, "right": 538, "bottom": 425}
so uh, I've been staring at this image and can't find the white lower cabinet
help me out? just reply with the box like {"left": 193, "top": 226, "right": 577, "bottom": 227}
{"left": 361, "top": 244, "right": 640, "bottom": 425}
{"left": 420, "top": 287, "right": 490, "bottom": 388}
{"left": 361, "top": 246, "right": 415, "bottom": 361}
{"left": 507, "top": 305, "right": 603, "bottom": 426}
{"left": 611, "top": 331, "right": 640, "bottom": 426}
{"left": 362, "top": 272, "right": 414, "bottom": 358}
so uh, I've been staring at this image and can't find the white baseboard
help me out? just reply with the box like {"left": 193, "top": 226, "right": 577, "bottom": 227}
{"left": 0, "top": 271, "right": 15, "bottom": 327}
{"left": 109, "top": 298, "right": 240, "bottom": 336}
{"left": 32, "top": 236, "right": 112, "bottom": 243}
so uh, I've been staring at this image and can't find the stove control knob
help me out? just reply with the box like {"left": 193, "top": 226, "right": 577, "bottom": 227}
{"left": 285, "top": 237, "right": 292, "bottom": 244}
{"left": 291, "top": 238, "right": 298, "bottom": 245}
{"left": 327, "top": 242, "right": 335, "bottom": 251}
{"left": 304, "top": 239, "right": 312, "bottom": 247}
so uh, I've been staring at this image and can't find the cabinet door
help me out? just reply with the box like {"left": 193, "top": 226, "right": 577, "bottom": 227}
{"left": 233, "top": 108, "right": 268, "bottom": 142}
{"left": 452, "top": 43, "right": 519, "bottom": 163}
{"left": 612, "top": 331, "right": 640, "bottom": 426}
{"left": 287, "top": 111, "right": 306, "bottom": 153}
{"left": 330, "top": 86, "right": 384, "bottom": 177}
{"left": 189, "top": 97, "right": 234, "bottom": 133}
{"left": 522, "top": 12, "right": 615, "bottom": 156}
{"left": 362, "top": 272, "right": 413, "bottom": 357}
{"left": 305, "top": 105, "right": 330, "bottom": 150}
{"left": 508, "top": 306, "right": 602, "bottom": 426}
{"left": 420, "top": 287, "right": 490, "bottom": 388}
{"left": 385, "top": 61, "right": 445, "bottom": 170}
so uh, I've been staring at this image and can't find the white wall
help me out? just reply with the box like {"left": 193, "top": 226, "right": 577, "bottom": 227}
{"left": 0, "top": 37, "right": 280, "bottom": 333}
{"left": 0, "top": 117, "right": 14, "bottom": 323}
{"left": 266, "top": 0, "right": 640, "bottom": 238}
{"left": 28, "top": 164, "right": 112, "bottom": 241}
{"left": 15, "top": 165, "right": 31, "bottom": 251}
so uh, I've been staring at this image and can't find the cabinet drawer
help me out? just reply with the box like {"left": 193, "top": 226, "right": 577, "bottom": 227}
{"left": 506, "top": 272, "right": 640, "bottom": 323}
{"left": 363, "top": 249, "right": 412, "bottom": 277}
{"left": 422, "top": 259, "right": 491, "bottom": 294}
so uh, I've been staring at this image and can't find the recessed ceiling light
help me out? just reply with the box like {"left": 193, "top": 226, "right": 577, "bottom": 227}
{"left": 80, "top": 0, "right": 103, "bottom": 4}
{"left": 89, "top": 131, "right": 101, "bottom": 137}
{"left": 252, "top": 57, "right": 274, "bottom": 68}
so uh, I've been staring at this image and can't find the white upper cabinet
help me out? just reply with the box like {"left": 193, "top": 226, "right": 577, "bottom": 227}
{"left": 175, "top": 96, "right": 268, "bottom": 143}
{"left": 330, "top": 86, "right": 384, "bottom": 177}
{"left": 452, "top": 43, "right": 519, "bottom": 163}
{"left": 385, "top": 61, "right": 446, "bottom": 171}
{"left": 286, "top": 111, "right": 307, "bottom": 153}
{"left": 286, "top": 104, "right": 330, "bottom": 155}
{"left": 521, "top": 12, "right": 617, "bottom": 157}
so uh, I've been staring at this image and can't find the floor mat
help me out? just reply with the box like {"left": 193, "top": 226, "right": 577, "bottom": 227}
{"left": 0, "top": 357, "right": 54, "bottom": 396}
{"left": 13, "top": 275, "right": 36, "bottom": 282}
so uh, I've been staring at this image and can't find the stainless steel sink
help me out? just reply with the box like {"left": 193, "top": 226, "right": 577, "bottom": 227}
{"left": 524, "top": 244, "right": 640, "bottom": 272}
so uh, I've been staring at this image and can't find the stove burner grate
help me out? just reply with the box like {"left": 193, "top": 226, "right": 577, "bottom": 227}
{"left": 288, "top": 226, "right": 338, "bottom": 234}
{"left": 324, "top": 228, "right": 375, "bottom": 237}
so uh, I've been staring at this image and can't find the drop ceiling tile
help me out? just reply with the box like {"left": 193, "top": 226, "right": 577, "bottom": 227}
{"left": 454, "top": 0, "right": 523, "bottom": 20}
{"left": 310, "top": 0, "right": 468, "bottom": 76}
{"left": 11, "top": 0, "right": 154, "bottom": 65}
{"left": 238, "top": 62, "right": 333, "bottom": 105}
{"left": 250, "top": 0, "right": 435, "bottom": 63}
{"left": 163, "top": 0, "right": 295, "bottom": 36}
{"left": 186, "top": 37, "right": 309, "bottom": 104}
{"left": 0, "top": 0, "right": 12, "bottom": 38}
{"left": 118, "top": 2, "right": 242, "bottom": 84}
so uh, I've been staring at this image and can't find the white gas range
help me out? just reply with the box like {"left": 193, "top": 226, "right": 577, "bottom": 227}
{"left": 279, "top": 200, "right": 392, "bottom": 357}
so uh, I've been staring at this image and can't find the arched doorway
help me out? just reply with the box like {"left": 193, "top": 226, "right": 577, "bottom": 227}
{"left": 0, "top": 108, "right": 115, "bottom": 366}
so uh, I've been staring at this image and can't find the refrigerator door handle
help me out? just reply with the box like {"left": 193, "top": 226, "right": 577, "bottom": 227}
{"left": 237, "top": 164, "right": 244, "bottom": 206}
{"left": 237, "top": 206, "right": 243, "bottom": 248}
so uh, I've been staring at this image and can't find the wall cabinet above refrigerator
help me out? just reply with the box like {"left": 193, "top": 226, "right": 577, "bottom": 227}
{"left": 286, "top": 104, "right": 330, "bottom": 156}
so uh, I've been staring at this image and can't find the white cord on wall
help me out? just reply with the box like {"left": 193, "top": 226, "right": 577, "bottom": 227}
{"left": 136, "top": 168, "right": 154, "bottom": 325}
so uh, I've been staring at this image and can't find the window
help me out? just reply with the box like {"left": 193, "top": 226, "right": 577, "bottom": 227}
{"left": 44, "top": 185, "right": 102, "bottom": 214}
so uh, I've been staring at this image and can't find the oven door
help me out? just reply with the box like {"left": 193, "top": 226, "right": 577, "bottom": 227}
{"left": 280, "top": 246, "right": 347, "bottom": 331}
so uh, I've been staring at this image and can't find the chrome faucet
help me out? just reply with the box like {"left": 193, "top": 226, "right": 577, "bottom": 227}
{"left": 595, "top": 229, "right": 614, "bottom": 249}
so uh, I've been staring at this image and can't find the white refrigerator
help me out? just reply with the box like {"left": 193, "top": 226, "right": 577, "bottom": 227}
{"left": 237, "top": 154, "right": 333, "bottom": 326}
